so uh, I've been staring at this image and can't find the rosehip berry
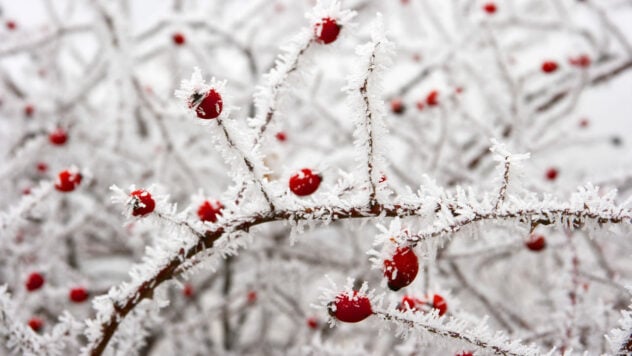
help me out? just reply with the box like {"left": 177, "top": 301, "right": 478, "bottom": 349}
{"left": 26, "top": 272, "right": 45, "bottom": 292}
{"left": 193, "top": 89, "right": 223, "bottom": 119}
{"left": 314, "top": 17, "right": 341, "bottom": 44}
{"left": 247, "top": 290, "right": 257, "bottom": 304}
{"left": 383, "top": 247, "right": 419, "bottom": 291}
{"left": 6, "top": 20, "right": 17, "bottom": 30}
{"left": 130, "top": 189, "right": 155, "bottom": 216}
{"left": 55, "top": 169, "right": 82, "bottom": 192}
{"left": 24, "top": 104, "right": 34, "bottom": 117}
{"left": 426, "top": 90, "right": 439, "bottom": 107}
{"left": 545, "top": 167, "right": 558, "bottom": 181}
{"left": 327, "top": 291, "right": 373, "bottom": 323}
{"left": 569, "top": 55, "right": 590, "bottom": 68}
{"left": 456, "top": 352, "right": 474, "bottom": 356}
{"left": 391, "top": 99, "right": 405, "bottom": 115}
{"left": 289, "top": 168, "right": 322, "bottom": 196}
{"left": 183, "top": 283, "right": 194, "bottom": 298}
{"left": 197, "top": 200, "right": 223, "bottom": 223}
{"left": 69, "top": 287, "right": 89, "bottom": 303}
{"left": 172, "top": 32, "right": 186, "bottom": 46}
{"left": 397, "top": 295, "right": 424, "bottom": 312}
{"left": 307, "top": 317, "right": 319, "bottom": 329}
{"left": 541, "top": 61, "right": 558, "bottom": 73}
{"left": 275, "top": 132, "right": 287, "bottom": 142}
{"left": 28, "top": 317, "right": 44, "bottom": 332}
{"left": 424, "top": 294, "right": 448, "bottom": 316}
{"left": 49, "top": 128, "right": 68, "bottom": 145}
{"left": 579, "top": 118, "right": 589, "bottom": 128}
{"left": 526, "top": 235, "right": 546, "bottom": 252}
{"left": 483, "top": 2, "right": 497, "bottom": 14}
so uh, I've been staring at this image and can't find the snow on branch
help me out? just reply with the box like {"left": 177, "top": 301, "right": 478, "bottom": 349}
{"left": 345, "top": 14, "right": 393, "bottom": 206}
{"left": 250, "top": 1, "right": 355, "bottom": 143}
{"left": 607, "top": 295, "right": 632, "bottom": 354}
{"left": 376, "top": 309, "right": 546, "bottom": 356}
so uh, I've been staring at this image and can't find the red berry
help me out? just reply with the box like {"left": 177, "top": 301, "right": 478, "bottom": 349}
{"left": 483, "top": 2, "right": 497, "bottom": 14}
{"left": 6, "top": 20, "right": 17, "bottom": 30}
{"left": 26, "top": 272, "right": 44, "bottom": 292}
{"left": 130, "top": 189, "right": 155, "bottom": 216}
{"left": 416, "top": 100, "right": 425, "bottom": 111}
{"left": 526, "top": 235, "right": 546, "bottom": 252}
{"left": 456, "top": 352, "right": 474, "bottom": 356}
{"left": 391, "top": 99, "right": 405, "bottom": 115}
{"left": 314, "top": 17, "right": 341, "bottom": 44}
{"left": 22, "top": 187, "right": 31, "bottom": 195}
{"left": 426, "top": 90, "right": 439, "bottom": 107}
{"left": 36, "top": 162, "right": 48, "bottom": 173}
{"left": 425, "top": 294, "right": 448, "bottom": 316}
{"left": 69, "top": 287, "right": 89, "bottom": 303}
{"left": 398, "top": 294, "right": 448, "bottom": 316}
{"left": 28, "top": 317, "right": 44, "bottom": 332}
{"left": 545, "top": 167, "right": 558, "bottom": 181}
{"left": 383, "top": 247, "right": 419, "bottom": 291}
{"left": 24, "top": 104, "right": 34, "bottom": 117}
{"left": 569, "top": 55, "right": 590, "bottom": 68}
{"left": 541, "top": 61, "right": 558, "bottom": 73}
{"left": 194, "top": 89, "right": 223, "bottom": 119}
{"left": 579, "top": 118, "right": 589, "bottom": 128}
{"left": 307, "top": 317, "right": 319, "bottom": 329}
{"left": 327, "top": 291, "right": 373, "bottom": 323}
{"left": 397, "top": 295, "right": 424, "bottom": 312}
{"left": 172, "top": 32, "right": 186, "bottom": 45}
{"left": 289, "top": 168, "right": 322, "bottom": 196}
{"left": 197, "top": 200, "right": 223, "bottom": 223}
{"left": 49, "top": 128, "right": 68, "bottom": 145}
{"left": 54, "top": 169, "right": 82, "bottom": 192}
{"left": 455, "top": 86, "right": 464, "bottom": 94}
{"left": 247, "top": 290, "right": 257, "bottom": 304}
{"left": 275, "top": 132, "right": 287, "bottom": 142}
{"left": 183, "top": 283, "right": 194, "bottom": 298}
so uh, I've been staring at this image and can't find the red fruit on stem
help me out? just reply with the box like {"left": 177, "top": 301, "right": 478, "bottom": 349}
{"left": 26, "top": 272, "right": 45, "bottom": 291}
{"left": 307, "top": 317, "right": 319, "bottom": 329}
{"left": 49, "top": 128, "right": 68, "bottom": 145}
{"left": 247, "top": 290, "right": 257, "bottom": 304}
{"left": 526, "top": 235, "right": 546, "bottom": 252}
{"left": 289, "top": 168, "right": 322, "bottom": 196}
{"left": 28, "top": 317, "right": 44, "bottom": 332}
{"left": 328, "top": 291, "right": 373, "bottom": 323}
{"left": 69, "top": 287, "right": 89, "bottom": 303}
{"left": 397, "top": 295, "right": 424, "bottom": 312}
{"left": 391, "top": 99, "right": 405, "bottom": 115}
{"left": 314, "top": 17, "right": 341, "bottom": 44}
{"left": 197, "top": 200, "right": 223, "bottom": 223}
{"left": 130, "top": 189, "right": 155, "bottom": 216}
{"left": 24, "top": 104, "right": 34, "bottom": 117}
{"left": 579, "top": 118, "right": 589, "bottom": 128}
{"left": 55, "top": 169, "right": 82, "bottom": 192}
{"left": 172, "top": 32, "right": 186, "bottom": 46}
{"left": 541, "top": 61, "right": 558, "bottom": 73}
{"left": 483, "top": 2, "right": 497, "bottom": 14}
{"left": 275, "top": 132, "right": 287, "bottom": 142}
{"left": 456, "top": 352, "right": 474, "bottom": 356}
{"left": 426, "top": 90, "right": 439, "bottom": 106}
{"left": 569, "top": 55, "right": 590, "bottom": 68}
{"left": 383, "top": 247, "right": 419, "bottom": 291}
{"left": 194, "top": 89, "right": 223, "bottom": 119}
{"left": 545, "top": 167, "right": 558, "bottom": 181}
{"left": 425, "top": 294, "right": 448, "bottom": 316}
{"left": 183, "top": 283, "right": 194, "bottom": 298}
